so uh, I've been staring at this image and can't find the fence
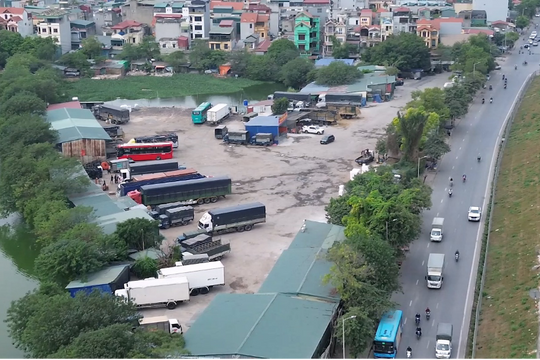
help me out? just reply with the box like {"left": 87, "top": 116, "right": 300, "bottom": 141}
{"left": 469, "top": 70, "right": 540, "bottom": 358}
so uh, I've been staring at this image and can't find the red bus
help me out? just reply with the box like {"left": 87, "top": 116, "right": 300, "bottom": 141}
{"left": 117, "top": 142, "right": 174, "bottom": 161}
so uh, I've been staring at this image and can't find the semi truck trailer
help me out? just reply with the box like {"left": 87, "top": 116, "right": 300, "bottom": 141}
{"left": 150, "top": 206, "right": 195, "bottom": 229}
{"left": 179, "top": 234, "right": 231, "bottom": 261}
{"left": 198, "top": 202, "right": 266, "bottom": 234}
{"left": 93, "top": 104, "right": 130, "bottom": 124}
{"left": 426, "top": 253, "right": 445, "bottom": 289}
{"left": 128, "top": 176, "right": 232, "bottom": 207}
{"left": 115, "top": 277, "right": 190, "bottom": 309}
{"left": 207, "top": 104, "right": 230, "bottom": 125}
{"left": 138, "top": 316, "right": 183, "bottom": 334}
{"left": 128, "top": 160, "right": 179, "bottom": 177}
{"left": 223, "top": 130, "right": 249, "bottom": 145}
{"left": 435, "top": 323, "right": 453, "bottom": 358}
{"left": 430, "top": 217, "right": 444, "bottom": 242}
{"left": 157, "top": 261, "right": 225, "bottom": 296}
{"left": 117, "top": 169, "right": 205, "bottom": 196}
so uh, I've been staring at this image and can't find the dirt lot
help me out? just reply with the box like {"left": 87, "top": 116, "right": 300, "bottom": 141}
{"left": 118, "top": 73, "right": 450, "bottom": 329}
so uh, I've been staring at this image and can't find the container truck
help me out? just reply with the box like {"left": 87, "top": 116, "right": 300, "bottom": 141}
{"left": 179, "top": 234, "right": 231, "bottom": 261}
{"left": 250, "top": 133, "right": 274, "bottom": 146}
{"left": 426, "top": 253, "right": 445, "bottom": 289}
{"left": 214, "top": 125, "right": 228, "bottom": 139}
{"left": 223, "top": 130, "right": 249, "bottom": 145}
{"left": 198, "top": 202, "right": 266, "bottom": 234}
{"left": 430, "top": 217, "right": 444, "bottom": 242}
{"left": 128, "top": 160, "right": 179, "bottom": 177}
{"left": 138, "top": 316, "right": 183, "bottom": 334}
{"left": 435, "top": 323, "right": 453, "bottom": 359}
{"left": 157, "top": 261, "right": 225, "bottom": 296}
{"left": 176, "top": 253, "right": 209, "bottom": 266}
{"left": 115, "top": 277, "right": 190, "bottom": 309}
{"left": 207, "top": 104, "right": 230, "bottom": 125}
{"left": 117, "top": 169, "right": 205, "bottom": 196}
{"left": 93, "top": 104, "right": 130, "bottom": 124}
{"left": 150, "top": 206, "right": 195, "bottom": 229}
{"left": 128, "top": 176, "right": 232, "bottom": 207}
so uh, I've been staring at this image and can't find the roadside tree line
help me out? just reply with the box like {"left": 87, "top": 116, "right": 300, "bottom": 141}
{"left": 0, "top": 41, "right": 187, "bottom": 357}
{"left": 324, "top": 34, "right": 495, "bottom": 355}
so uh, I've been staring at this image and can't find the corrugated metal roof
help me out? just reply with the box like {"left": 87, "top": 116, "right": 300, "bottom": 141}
{"left": 184, "top": 293, "right": 339, "bottom": 358}
{"left": 70, "top": 19, "right": 95, "bottom": 27}
{"left": 70, "top": 193, "right": 127, "bottom": 218}
{"left": 314, "top": 58, "right": 354, "bottom": 67}
{"left": 93, "top": 209, "right": 155, "bottom": 235}
{"left": 245, "top": 115, "right": 280, "bottom": 127}
{"left": 65, "top": 264, "right": 129, "bottom": 289}
{"left": 129, "top": 248, "right": 161, "bottom": 261}
{"left": 46, "top": 108, "right": 111, "bottom": 143}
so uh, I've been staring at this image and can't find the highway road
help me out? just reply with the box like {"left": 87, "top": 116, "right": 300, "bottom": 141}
{"left": 393, "top": 36, "right": 539, "bottom": 359}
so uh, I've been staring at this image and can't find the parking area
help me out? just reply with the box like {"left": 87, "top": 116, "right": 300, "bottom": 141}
{"left": 119, "top": 73, "right": 449, "bottom": 329}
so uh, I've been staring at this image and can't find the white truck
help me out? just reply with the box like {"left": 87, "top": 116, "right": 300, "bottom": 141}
{"left": 430, "top": 217, "right": 444, "bottom": 242}
{"left": 115, "top": 277, "right": 190, "bottom": 309}
{"left": 435, "top": 323, "right": 453, "bottom": 358}
{"left": 157, "top": 261, "right": 225, "bottom": 296}
{"left": 207, "top": 104, "right": 230, "bottom": 125}
{"left": 426, "top": 253, "right": 445, "bottom": 289}
{"left": 139, "top": 316, "right": 183, "bottom": 334}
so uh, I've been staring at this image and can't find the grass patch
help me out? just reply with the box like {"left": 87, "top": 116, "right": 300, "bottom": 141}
{"left": 474, "top": 76, "right": 540, "bottom": 358}
{"left": 66, "top": 74, "right": 264, "bottom": 101}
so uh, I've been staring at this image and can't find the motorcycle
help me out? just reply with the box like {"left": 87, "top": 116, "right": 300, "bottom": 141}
{"left": 455, "top": 251, "right": 460, "bottom": 262}
{"left": 426, "top": 311, "right": 431, "bottom": 321}
{"left": 490, "top": 98, "right": 493, "bottom": 104}
{"left": 482, "top": 98, "right": 485, "bottom": 104}
{"left": 504, "top": 84, "right": 507, "bottom": 89}
{"left": 448, "top": 189, "right": 453, "bottom": 197}
{"left": 407, "top": 350, "right": 412, "bottom": 359}
{"left": 489, "top": 85, "right": 492, "bottom": 90}
{"left": 462, "top": 175, "right": 466, "bottom": 182}
{"left": 415, "top": 315, "right": 421, "bottom": 326}
{"left": 477, "top": 156, "right": 481, "bottom": 162}
{"left": 416, "top": 330, "right": 422, "bottom": 340}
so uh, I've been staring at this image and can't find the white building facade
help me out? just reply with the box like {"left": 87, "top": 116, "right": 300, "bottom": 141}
{"left": 473, "top": 0, "right": 507, "bottom": 22}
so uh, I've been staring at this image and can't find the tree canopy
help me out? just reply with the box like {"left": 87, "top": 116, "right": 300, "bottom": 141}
{"left": 361, "top": 33, "right": 431, "bottom": 71}
{"left": 315, "top": 61, "right": 362, "bottom": 86}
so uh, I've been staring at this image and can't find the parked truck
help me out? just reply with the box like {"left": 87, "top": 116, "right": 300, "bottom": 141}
{"left": 426, "top": 253, "right": 445, "bottom": 289}
{"left": 157, "top": 261, "right": 225, "bottom": 296}
{"left": 117, "top": 169, "right": 205, "bottom": 196}
{"left": 138, "top": 316, "right": 183, "bottom": 334}
{"left": 93, "top": 104, "right": 130, "bottom": 124}
{"left": 355, "top": 149, "right": 375, "bottom": 165}
{"left": 435, "top": 323, "right": 453, "bottom": 359}
{"left": 430, "top": 217, "right": 444, "bottom": 242}
{"left": 214, "top": 125, "right": 228, "bottom": 139}
{"left": 207, "top": 104, "right": 230, "bottom": 125}
{"left": 198, "top": 202, "right": 266, "bottom": 234}
{"left": 250, "top": 133, "right": 274, "bottom": 146}
{"left": 223, "top": 130, "right": 249, "bottom": 145}
{"left": 128, "top": 160, "right": 179, "bottom": 177}
{"left": 128, "top": 176, "right": 232, "bottom": 207}
{"left": 179, "top": 233, "right": 231, "bottom": 261}
{"left": 176, "top": 253, "right": 209, "bottom": 265}
{"left": 150, "top": 206, "right": 195, "bottom": 229}
{"left": 115, "top": 277, "right": 190, "bottom": 309}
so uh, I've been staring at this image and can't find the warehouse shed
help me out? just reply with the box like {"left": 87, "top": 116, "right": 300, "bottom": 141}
{"left": 46, "top": 108, "right": 111, "bottom": 163}
{"left": 245, "top": 114, "right": 288, "bottom": 138}
{"left": 93, "top": 209, "right": 155, "bottom": 235}
{"left": 65, "top": 264, "right": 130, "bottom": 297}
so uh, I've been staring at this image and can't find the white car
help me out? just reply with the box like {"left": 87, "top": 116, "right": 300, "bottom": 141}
{"left": 533, "top": 42, "right": 538, "bottom": 46}
{"left": 468, "top": 206, "right": 482, "bottom": 222}
{"left": 302, "top": 125, "right": 324, "bottom": 135}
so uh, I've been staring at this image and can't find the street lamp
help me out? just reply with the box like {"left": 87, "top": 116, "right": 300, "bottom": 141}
{"left": 417, "top": 155, "right": 428, "bottom": 177}
{"left": 386, "top": 218, "right": 397, "bottom": 242}
{"left": 342, "top": 315, "right": 357, "bottom": 359}
{"left": 473, "top": 61, "right": 481, "bottom": 76}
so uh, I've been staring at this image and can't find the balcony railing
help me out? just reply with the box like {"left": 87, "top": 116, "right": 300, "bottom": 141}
{"left": 209, "top": 35, "right": 232, "bottom": 41}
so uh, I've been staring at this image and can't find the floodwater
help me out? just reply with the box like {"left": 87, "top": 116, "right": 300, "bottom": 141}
{"left": 107, "top": 82, "right": 287, "bottom": 109}
{"left": 0, "top": 216, "right": 40, "bottom": 358}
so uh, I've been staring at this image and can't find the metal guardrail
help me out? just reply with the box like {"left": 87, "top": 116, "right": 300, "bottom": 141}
{"left": 469, "top": 70, "right": 540, "bottom": 358}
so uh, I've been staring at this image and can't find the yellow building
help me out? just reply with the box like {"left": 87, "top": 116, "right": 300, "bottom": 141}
{"left": 209, "top": 21, "right": 236, "bottom": 51}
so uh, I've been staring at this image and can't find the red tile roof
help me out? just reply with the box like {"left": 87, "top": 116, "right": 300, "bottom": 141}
{"left": 241, "top": 12, "right": 257, "bottom": 22}
{"left": 0, "top": 7, "right": 24, "bottom": 15}
{"left": 210, "top": 1, "right": 244, "bottom": 10}
{"left": 47, "top": 101, "right": 82, "bottom": 111}
{"left": 393, "top": 7, "right": 410, "bottom": 12}
{"left": 9, "top": 15, "right": 22, "bottom": 22}
{"left": 492, "top": 20, "right": 508, "bottom": 25}
{"left": 155, "top": 13, "right": 182, "bottom": 18}
{"left": 255, "top": 39, "right": 271, "bottom": 52}
{"left": 219, "top": 19, "right": 234, "bottom": 27}
{"left": 360, "top": 9, "right": 373, "bottom": 15}
{"left": 377, "top": 7, "right": 387, "bottom": 12}
{"left": 463, "top": 28, "right": 494, "bottom": 35}
{"left": 248, "top": 4, "right": 271, "bottom": 12}
{"left": 257, "top": 14, "right": 269, "bottom": 22}
{"left": 111, "top": 20, "right": 142, "bottom": 30}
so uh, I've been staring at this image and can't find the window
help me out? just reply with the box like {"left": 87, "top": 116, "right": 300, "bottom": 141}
{"left": 261, "top": 32, "right": 265, "bottom": 38}
{"left": 250, "top": 23, "right": 253, "bottom": 28}
{"left": 132, "top": 37, "right": 136, "bottom": 43}
{"left": 224, "top": 43, "right": 229, "bottom": 49}
{"left": 172, "top": 43, "right": 176, "bottom": 48}
{"left": 53, "top": 28, "right": 58, "bottom": 33}
{"left": 195, "top": 25, "right": 202, "bottom": 30}
{"left": 317, "top": 7, "right": 322, "bottom": 13}
{"left": 299, "top": 44, "right": 305, "bottom": 50}
{"left": 194, "top": 16, "right": 202, "bottom": 21}
{"left": 162, "top": 43, "right": 166, "bottom": 48}
{"left": 299, "top": 34, "right": 305, "bottom": 40}
{"left": 195, "top": 33, "right": 202, "bottom": 38}
{"left": 215, "top": 43, "right": 221, "bottom": 49}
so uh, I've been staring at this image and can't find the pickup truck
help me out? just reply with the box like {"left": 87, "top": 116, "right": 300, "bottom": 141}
{"left": 302, "top": 125, "right": 324, "bottom": 135}
{"left": 355, "top": 149, "right": 374, "bottom": 165}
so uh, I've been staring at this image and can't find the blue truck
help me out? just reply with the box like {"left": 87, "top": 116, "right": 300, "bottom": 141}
{"left": 117, "top": 168, "right": 205, "bottom": 196}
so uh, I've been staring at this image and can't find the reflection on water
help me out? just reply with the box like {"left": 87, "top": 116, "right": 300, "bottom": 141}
{"left": 107, "top": 82, "right": 287, "bottom": 109}
{"left": 0, "top": 215, "right": 39, "bottom": 358}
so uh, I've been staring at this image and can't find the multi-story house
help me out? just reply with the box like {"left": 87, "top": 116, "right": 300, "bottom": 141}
{"left": 240, "top": 12, "right": 270, "bottom": 41}
{"left": 186, "top": 0, "right": 211, "bottom": 39}
{"left": 416, "top": 18, "right": 439, "bottom": 49}
{"left": 93, "top": 8, "right": 122, "bottom": 33}
{"left": 379, "top": 10, "right": 393, "bottom": 40}
{"left": 267, "top": 0, "right": 330, "bottom": 37}
{"left": 208, "top": 19, "right": 237, "bottom": 51}
{"left": 154, "top": 2, "right": 183, "bottom": 17}
{"left": 0, "top": 7, "right": 33, "bottom": 36}
{"left": 473, "top": 0, "right": 507, "bottom": 22}
{"left": 35, "top": 9, "right": 71, "bottom": 54}
{"left": 294, "top": 11, "right": 320, "bottom": 55}
{"left": 154, "top": 13, "right": 190, "bottom": 53}
{"left": 70, "top": 19, "right": 96, "bottom": 50}
{"left": 392, "top": 7, "right": 418, "bottom": 34}
{"left": 110, "top": 19, "right": 144, "bottom": 50}
{"left": 359, "top": 8, "right": 372, "bottom": 26}
{"left": 323, "top": 13, "right": 347, "bottom": 55}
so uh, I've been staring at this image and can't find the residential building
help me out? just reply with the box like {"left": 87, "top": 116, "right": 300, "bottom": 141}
{"left": 379, "top": 10, "right": 393, "bottom": 40}
{"left": 359, "top": 8, "right": 372, "bottom": 26}
{"left": 0, "top": 7, "right": 33, "bottom": 36}
{"left": 323, "top": 14, "right": 347, "bottom": 55}
{"left": 123, "top": 0, "right": 157, "bottom": 26}
{"left": 185, "top": 0, "right": 211, "bottom": 39}
{"left": 35, "top": 9, "right": 71, "bottom": 54}
{"left": 254, "top": 38, "right": 271, "bottom": 55}
{"left": 303, "top": 0, "right": 331, "bottom": 24}
{"left": 453, "top": 0, "right": 473, "bottom": 15}
{"left": 416, "top": 18, "right": 439, "bottom": 49}
{"left": 436, "top": 17, "right": 464, "bottom": 35}
{"left": 208, "top": 20, "right": 236, "bottom": 51}
{"left": 240, "top": 12, "right": 269, "bottom": 41}
{"left": 243, "top": 33, "right": 260, "bottom": 49}
{"left": 473, "top": 0, "right": 507, "bottom": 22}
{"left": 294, "top": 11, "right": 320, "bottom": 55}
{"left": 93, "top": 8, "right": 122, "bottom": 33}
{"left": 153, "top": 2, "right": 183, "bottom": 16}
{"left": 110, "top": 20, "right": 144, "bottom": 50}
{"left": 211, "top": 5, "right": 241, "bottom": 38}
{"left": 393, "top": 7, "right": 418, "bottom": 34}
{"left": 70, "top": 19, "right": 96, "bottom": 51}
{"left": 470, "top": 9, "right": 487, "bottom": 26}
{"left": 154, "top": 13, "right": 190, "bottom": 53}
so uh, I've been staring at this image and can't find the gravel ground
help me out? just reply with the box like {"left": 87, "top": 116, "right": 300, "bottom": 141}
{"left": 115, "top": 73, "right": 451, "bottom": 330}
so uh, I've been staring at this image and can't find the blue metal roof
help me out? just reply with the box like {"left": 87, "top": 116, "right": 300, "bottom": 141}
{"left": 245, "top": 115, "right": 280, "bottom": 127}
{"left": 315, "top": 58, "right": 354, "bottom": 67}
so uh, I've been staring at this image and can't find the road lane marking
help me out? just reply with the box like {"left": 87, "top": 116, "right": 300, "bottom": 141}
{"left": 459, "top": 147, "right": 462, "bottom": 150}
{"left": 404, "top": 318, "right": 407, "bottom": 325}
{"left": 440, "top": 199, "right": 443, "bottom": 203}
{"left": 432, "top": 320, "right": 435, "bottom": 327}
{"left": 426, "top": 341, "right": 431, "bottom": 349}
{"left": 427, "top": 243, "right": 430, "bottom": 248}
{"left": 409, "top": 300, "right": 413, "bottom": 307}
{"left": 416, "top": 280, "right": 419, "bottom": 285}
{"left": 436, "top": 303, "right": 439, "bottom": 309}
{"left": 422, "top": 261, "right": 425, "bottom": 266}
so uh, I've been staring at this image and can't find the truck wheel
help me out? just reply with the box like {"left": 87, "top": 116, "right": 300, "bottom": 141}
{"left": 166, "top": 301, "right": 177, "bottom": 310}
{"left": 200, "top": 287, "right": 210, "bottom": 295}
{"left": 237, "top": 226, "right": 245, "bottom": 232}
{"left": 244, "top": 224, "right": 253, "bottom": 231}
{"left": 204, "top": 198, "right": 211, "bottom": 204}
{"left": 191, "top": 288, "right": 200, "bottom": 296}
{"left": 197, "top": 198, "right": 205, "bottom": 205}
{"left": 210, "top": 196, "right": 218, "bottom": 203}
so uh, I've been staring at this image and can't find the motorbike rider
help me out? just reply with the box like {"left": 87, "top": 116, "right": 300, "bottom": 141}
{"left": 448, "top": 188, "right": 453, "bottom": 197}
{"left": 490, "top": 97, "right": 493, "bottom": 103}
{"left": 455, "top": 250, "right": 460, "bottom": 259}
{"left": 482, "top": 98, "right": 485, "bottom": 104}
{"left": 504, "top": 84, "right": 507, "bottom": 89}
{"left": 463, "top": 174, "right": 467, "bottom": 182}
{"left": 516, "top": 65, "right": 518, "bottom": 70}
{"left": 489, "top": 84, "right": 492, "bottom": 90}
{"left": 407, "top": 346, "right": 413, "bottom": 358}
{"left": 415, "top": 313, "right": 421, "bottom": 324}
{"left": 478, "top": 154, "right": 481, "bottom": 162}
{"left": 449, "top": 177, "right": 454, "bottom": 187}
{"left": 416, "top": 327, "right": 422, "bottom": 337}
{"left": 426, "top": 308, "right": 431, "bottom": 316}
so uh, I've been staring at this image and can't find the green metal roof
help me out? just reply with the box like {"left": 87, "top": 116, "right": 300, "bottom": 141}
{"left": 46, "top": 108, "right": 111, "bottom": 144}
{"left": 70, "top": 193, "right": 128, "bottom": 218}
{"left": 93, "top": 209, "right": 155, "bottom": 235}
{"left": 128, "top": 248, "right": 161, "bottom": 261}
{"left": 65, "top": 264, "right": 129, "bottom": 289}
{"left": 209, "top": 26, "right": 234, "bottom": 35}
{"left": 184, "top": 293, "right": 339, "bottom": 358}
{"left": 71, "top": 19, "right": 95, "bottom": 27}
{"left": 287, "top": 220, "right": 346, "bottom": 250}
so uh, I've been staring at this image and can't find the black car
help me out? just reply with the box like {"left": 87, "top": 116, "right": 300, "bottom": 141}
{"left": 320, "top": 134, "right": 335, "bottom": 144}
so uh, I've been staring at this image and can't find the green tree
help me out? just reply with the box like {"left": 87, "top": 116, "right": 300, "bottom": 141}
{"left": 189, "top": 40, "right": 227, "bottom": 70}
{"left": 34, "top": 239, "right": 106, "bottom": 286}
{"left": 324, "top": 196, "right": 352, "bottom": 226}
{"left": 266, "top": 38, "right": 300, "bottom": 66}
{"left": 59, "top": 51, "right": 91, "bottom": 71}
{"left": 316, "top": 61, "right": 362, "bottom": 86}
{"left": 115, "top": 218, "right": 161, "bottom": 251}
{"left": 279, "top": 57, "right": 314, "bottom": 89}
{"left": 423, "top": 131, "right": 451, "bottom": 160}
{"left": 517, "top": 0, "right": 539, "bottom": 18}
{"left": 331, "top": 36, "right": 355, "bottom": 59}
{"left": 0, "top": 92, "right": 47, "bottom": 117}
{"left": 117, "top": 42, "right": 143, "bottom": 62}
{"left": 132, "top": 256, "right": 159, "bottom": 278}
{"left": 165, "top": 50, "right": 188, "bottom": 73}
{"left": 362, "top": 33, "right": 431, "bottom": 70}
{"left": 228, "top": 49, "right": 254, "bottom": 77}
{"left": 81, "top": 36, "right": 104, "bottom": 59}
{"left": 246, "top": 54, "right": 278, "bottom": 81}
{"left": 271, "top": 97, "right": 289, "bottom": 115}
{"left": 34, "top": 206, "right": 93, "bottom": 246}
{"left": 0, "top": 114, "right": 57, "bottom": 151}
{"left": 394, "top": 108, "right": 431, "bottom": 162}
{"left": 19, "top": 36, "right": 58, "bottom": 61}
{"left": 407, "top": 87, "right": 450, "bottom": 122}
{"left": 444, "top": 84, "right": 470, "bottom": 120}
{"left": 138, "top": 36, "right": 161, "bottom": 60}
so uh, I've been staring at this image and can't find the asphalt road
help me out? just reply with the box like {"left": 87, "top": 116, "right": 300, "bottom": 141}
{"left": 393, "top": 39, "right": 538, "bottom": 359}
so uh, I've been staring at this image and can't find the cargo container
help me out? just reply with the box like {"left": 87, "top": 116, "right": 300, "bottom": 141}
{"left": 157, "top": 261, "right": 225, "bottom": 296}
{"left": 223, "top": 130, "right": 249, "bottom": 145}
{"left": 207, "top": 104, "right": 230, "bottom": 125}
{"left": 115, "top": 277, "right": 189, "bottom": 309}
{"left": 198, "top": 202, "right": 266, "bottom": 234}
{"left": 128, "top": 176, "right": 232, "bottom": 207}
{"left": 128, "top": 160, "right": 179, "bottom": 176}
{"left": 117, "top": 168, "right": 205, "bottom": 196}
{"left": 179, "top": 234, "right": 231, "bottom": 261}
{"left": 139, "top": 316, "right": 182, "bottom": 334}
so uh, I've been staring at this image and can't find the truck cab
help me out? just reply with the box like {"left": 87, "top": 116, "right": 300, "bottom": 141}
{"left": 198, "top": 212, "right": 213, "bottom": 231}
{"left": 435, "top": 323, "right": 453, "bottom": 358}
{"left": 430, "top": 217, "right": 444, "bottom": 242}
{"left": 139, "top": 316, "right": 183, "bottom": 334}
